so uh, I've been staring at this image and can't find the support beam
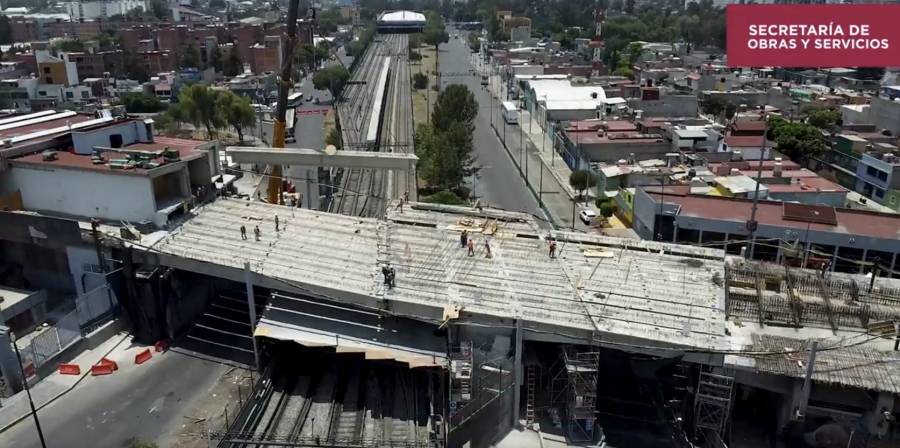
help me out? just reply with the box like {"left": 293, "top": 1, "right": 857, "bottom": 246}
{"left": 244, "top": 262, "right": 261, "bottom": 371}
{"left": 815, "top": 277, "right": 839, "bottom": 334}
{"left": 227, "top": 146, "right": 418, "bottom": 171}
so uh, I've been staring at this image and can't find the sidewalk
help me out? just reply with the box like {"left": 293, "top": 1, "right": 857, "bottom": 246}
{"left": 0, "top": 331, "right": 130, "bottom": 433}
{"left": 474, "top": 53, "right": 594, "bottom": 230}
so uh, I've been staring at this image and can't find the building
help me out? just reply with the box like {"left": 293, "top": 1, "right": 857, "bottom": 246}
{"left": 65, "top": 0, "right": 147, "bottom": 20}
{"left": 249, "top": 35, "right": 282, "bottom": 75}
{"left": 632, "top": 187, "right": 900, "bottom": 274}
{"left": 556, "top": 119, "right": 670, "bottom": 169}
{"left": 36, "top": 50, "right": 78, "bottom": 87}
{"left": 518, "top": 76, "right": 625, "bottom": 126}
{"left": 3, "top": 117, "right": 219, "bottom": 227}
{"left": 376, "top": 10, "right": 426, "bottom": 32}
{"left": 855, "top": 150, "right": 900, "bottom": 211}
{"left": 869, "top": 95, "right": 900, "bottom": 137}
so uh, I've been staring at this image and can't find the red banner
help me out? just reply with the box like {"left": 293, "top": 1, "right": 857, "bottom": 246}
{"left": 726, "top": 5, "right": 900, "bottom": 67}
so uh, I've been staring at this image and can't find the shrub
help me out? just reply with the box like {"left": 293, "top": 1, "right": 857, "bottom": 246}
{"left": 412, "top": 73, "right": 428, "bottom": 90}
{"left": 422, "top": 190, "right": 465, "bottom": 205}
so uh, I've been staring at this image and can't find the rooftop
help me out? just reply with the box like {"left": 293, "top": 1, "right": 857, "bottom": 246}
{"left": 724, "top": 135, "right": 769, "bottom": 148}
{"left": 377, "top": 10, "right": 426, "bottom": 24}
{"left": 150, "top": 199, "right": 729, "bottom": 351}
{"left": 651, "top": 192, "right": 900, "bottom": 240}
{"left": 10, "top": 137, "right": 206, "bottom": 176}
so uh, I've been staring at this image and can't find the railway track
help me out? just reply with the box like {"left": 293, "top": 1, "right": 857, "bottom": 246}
{"left": 331, "top": 33, "right": 414, "bottom": 218}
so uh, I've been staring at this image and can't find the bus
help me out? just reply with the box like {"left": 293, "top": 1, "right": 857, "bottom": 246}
{"left": 286, "top": 92, "right": 304, "bottom": 108}
{"left": 501, "top": 101, "right": 518, "bottom": 124}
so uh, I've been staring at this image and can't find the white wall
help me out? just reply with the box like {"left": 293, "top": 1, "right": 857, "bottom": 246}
{"left": 12, "top": 167, "right": 157, "bottom": 223}
{"left": 72, "top": 121, "right": 141, "bottom": 154}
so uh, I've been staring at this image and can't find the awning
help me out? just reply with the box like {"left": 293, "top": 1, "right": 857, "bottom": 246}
{"left": 254, "top": 293, "right": 448, "bottom": 369}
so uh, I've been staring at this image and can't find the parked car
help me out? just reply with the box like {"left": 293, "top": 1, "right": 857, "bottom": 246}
{"left": 578, "top": 209, "right": 598, "bottom": 225}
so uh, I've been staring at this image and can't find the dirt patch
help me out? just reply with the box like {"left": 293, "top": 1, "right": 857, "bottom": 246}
{"left": 167, "top": 367, "right": 255, "bottom": 448}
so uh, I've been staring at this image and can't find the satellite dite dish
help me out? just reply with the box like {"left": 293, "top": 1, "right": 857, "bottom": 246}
{"left": 325, "top": 145, "right": 337, "bottom": 155}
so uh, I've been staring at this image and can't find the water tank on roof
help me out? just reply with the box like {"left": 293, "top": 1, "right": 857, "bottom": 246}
{"left": 773, "top": 162, "right": 783, "bottom": 178}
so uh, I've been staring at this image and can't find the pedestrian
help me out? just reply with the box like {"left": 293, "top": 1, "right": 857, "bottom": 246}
{"left": 275, "top": 215, "right": 280, "bottom": 232}
{"left": 467, "top": 238, "right": 475, "bottom": 257}
{"left": 254, "top": 225, "right": 261, "bottom": 241}
{"left": 549, "top": 239, "right": 557, "bottom": 259}
{"left": 460, "top": 229, "right": 468, "bottom": 248}
{"left": 396, "top": 197, "right": 404, "bottom": 213}
{"left": 484, "top": 238, "right": 492, "bottom": 259}
{"left": 240, "top": 225, "right": 247, "bottom": 240}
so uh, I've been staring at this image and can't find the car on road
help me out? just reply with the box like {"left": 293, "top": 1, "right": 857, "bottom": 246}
{"left": 579, "top": 209, "right": 598, "bottom": 225}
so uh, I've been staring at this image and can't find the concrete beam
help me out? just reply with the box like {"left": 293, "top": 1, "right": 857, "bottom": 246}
{"left": 227, "top": 146, "right": 418, "bottom": 171}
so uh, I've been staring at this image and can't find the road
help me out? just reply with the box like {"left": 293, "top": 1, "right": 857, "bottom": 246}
{"left": 438, "top": 32, "right": 548, "bottom": 226}
{"left": 0, "top": 349, "right": 238, "bottom": 448}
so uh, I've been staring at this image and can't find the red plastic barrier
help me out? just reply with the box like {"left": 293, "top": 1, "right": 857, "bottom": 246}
{"left": 90, "top": 363, "right": 115, "bottom": 376}
{"left": 98, "top": 357, "right": 118, "bottom": 371}
{"left": 134, "top": 348, "right": 152, "bottom": 365}
{"left": 58, "top": 363, "right": 81, "bottom": 375}
{"left": 154, "top": 340, "right": 168, "bottom": 353}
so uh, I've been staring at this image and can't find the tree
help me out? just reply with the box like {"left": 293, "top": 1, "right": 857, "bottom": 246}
{"left": 121, "top": 92, "right": 164, "bottom": 113}
{"left": 415, "top": 122, "right": 474, "bottom": 191}
{"left": 701, "top": 95, "right": 730, "bottom": 118}
{"left": 179, "top": 43, "right": 201, "bottom": 69}
{"left": 224, "top": 48, "right": 243, "bottom": 77}
{"left": 408, "top": 50, "right": 422, "bottom": 62}
{"left": 467, "top": 33, "right": 480, "bottom": 52}
{"left": 431, "top": 84, "right": 477, "bottom": 132}
{"left": 569, "top": 169, "right": 597, "bottom": 200}
{"left": 176, "top": 84, "right": 225, "bottom": 138}
{"left": 312, "top": 65, "right": 351, "bottom": 104}
{"left": 805, "top": 107, "right": 841, "bottom": 130}
{"left": 53, "top": 39, "right": 85, "bottom": 52}
{"left": 208, "top": 0, "right": 227, "bottom": 9}
{"left": 599, "top": 202, "right": 614, "bottom": 221}
{"left": 148, "top": 0, "right": 169, "bottom": 20}
{"left": 767, "top": 116, "right": 829, "bottom": 161}
{"left": 0, "top": 15, "right": 13, "bottom": 45}
{"left": 122, "top": 50, "right": 150, "bottom": 82}
{"left": 345, "top": 40, "right": 365, "bottom": 58}
{"left": 218, "top": 91, "right": 255, "bottom": 142}
{"left": 208, "top": 45, "right": 223, "bottom": 72}
{"left": 325, "top": 127, "right": 342, "bottom": 149}
{"left": 423, "top": 26, "right": 449, "bottom": 54}
{"left": 412, "top": 73, "right": 428, "bottom": 90}
{"left": 423, "top": 190, "right": 466, "bottom": 205}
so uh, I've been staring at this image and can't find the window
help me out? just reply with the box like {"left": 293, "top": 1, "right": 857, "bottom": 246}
{"left": 875, "top": 188, "right": 885, "bottom": 199}
{"left": 38, "top": 90, "right": 46, "bottom": 96}
{"left": 866, "top": 166, "right": 879, "bottom": 177}
{"left": 43, "top": 66, "right": 50, "bottom": 74}
{"left": 65, "top": 91, "right": 73, "bottom": 99}
{"left": 45, "top": 77, "right": 52, "bottom": 83}
{"left": 877, "top": 170, "right": 888, "bottom": 181}
{"left": 81, "top": 91, "right": 89, "bottom": 98}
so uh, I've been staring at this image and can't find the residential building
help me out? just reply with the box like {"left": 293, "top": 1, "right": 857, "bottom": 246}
{"left": 556, "top": 119, "right": 670, "bottom": 169}
{"left": 869, "top": 95, "right": 900, "bottom": 137}
{"left": 45, "top": 20, "right": 103, "bottom": 40}
{"left": 855, "top": 149, "right": 900, "bottom": 211}
{"left": 250, "top": 35, "right": 282, "bottom": 75}
{"left": 632, "top": 187, "right": 900, "bottom": 274}
{"left": 65, "top": 0, "right": 148, "bottom": 20}
{"left": 2, "top": 117, "right": 219, "bottom": 227}
{"left": 36, "top": 50, "right": 78, "bottom": 87}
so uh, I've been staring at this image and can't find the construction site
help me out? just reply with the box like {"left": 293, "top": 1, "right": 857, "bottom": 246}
{"left": 84, "top": 195, "right": 896, "bottom": 448}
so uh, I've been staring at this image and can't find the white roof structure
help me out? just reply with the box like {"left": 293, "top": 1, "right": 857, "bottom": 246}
{"left": 377, "top": 10, "right": 426, "bottom": 24}
{"left": 525, "top": 78, "right": 612, "bottom": 112}
{"left": 150, "top": 199, "right": 729, "bottom": 352}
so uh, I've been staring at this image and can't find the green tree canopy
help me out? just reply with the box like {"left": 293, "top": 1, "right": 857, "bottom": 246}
{"left": 53, "top": 39, "right": 85, "bottom": 52}
{"left": 312, "top": 65, "right": 351, "bottom": 103}
{"left": 569, "top": 169, "right": 597, "bottom": 199}
{"left": 223, "top": 48, "right": 243, "bottom": 77}
{"left": 217, "top": 91, "right": 256, "bottom": 142}
{"left": 804, "top": 107, "right": 841, "bottom": 130}
{"left": 179, "top": 43, "right": 201, "bottom": 69}
{"left": 121, "top": 92, "right": 164, "bottom": 113}
{"left": 208, "top": 45, "right": 223, "bottom": 72}
{"left": 767, "top": 116, "right": 829, "bottom": 161}
{"left": 431, "top": 84, "right": 477, "bottom": 132}
{"left": 148, "top": 0, "right": 169, "bottom": 20}
{"left": 176, "top": 84, "right": 225, "bottom": 138}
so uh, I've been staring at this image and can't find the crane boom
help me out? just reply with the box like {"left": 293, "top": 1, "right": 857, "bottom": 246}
{"left": 266, "top": 0, "right": 302, "bottom": 204}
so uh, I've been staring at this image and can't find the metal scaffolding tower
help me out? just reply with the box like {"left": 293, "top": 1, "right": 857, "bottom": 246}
{"left": 550, "top": 347, "right": 600, "bottom": 443}
{"left": 448, "top": 342, "right": 473, "bottom": 419}
{"left": 693, "top": 367, "right": 735, "bottom": 443}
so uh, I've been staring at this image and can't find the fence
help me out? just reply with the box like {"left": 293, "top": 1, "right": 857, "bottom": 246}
{"left": 18, "top": 309, "right": 83, "bottom": 379}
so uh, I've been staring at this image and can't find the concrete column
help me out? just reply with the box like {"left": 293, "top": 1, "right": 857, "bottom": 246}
{"left": 513, "top": 319, "right": 523, "bottom": 429}
{"left": 860, "top": 249, "right": 868, "bottom": 274}
{"left": 672, "top": 223, "right": 678, "bottom": 243}
{"left": 890, "top": 252, "right": 897, "bottom": 278}
{"left": 776, "top": 244, "right": 783, "bottom": 265}
{"left": 831, "top": 246, "right": 839, "bottom": 272}
{"left": 698, "top": 229, "right": 704, "bottom": 245}
{"left": 243, "top": 262, "right": 261, "bottom": 371}
{"left": 0, "top": 326, "right": 24, "bottom": 394}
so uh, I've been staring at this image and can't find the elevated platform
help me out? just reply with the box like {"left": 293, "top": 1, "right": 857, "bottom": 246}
{"left": 146, "top": 199, "right": 729, "bottom": 355}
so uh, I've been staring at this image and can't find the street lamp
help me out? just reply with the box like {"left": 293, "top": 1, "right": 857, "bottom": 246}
{"left": 9, "top": 331, "right": 47, "bottom": 448}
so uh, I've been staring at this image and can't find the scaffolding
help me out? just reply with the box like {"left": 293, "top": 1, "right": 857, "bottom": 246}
{"left": 448, "top": 341, "right": 473, "bottom": 420}
{"left": 693, "top": 367, "right": 735, "bottom": 444}
{"left": 550, "top": 347, "right": 600, "bottom": 443}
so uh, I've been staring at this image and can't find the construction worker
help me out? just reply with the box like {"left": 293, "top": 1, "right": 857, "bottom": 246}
{"left": 254, "top": 225, "right": 261, "bottom": 241}
{"left": 467, "top": 238, "right": 475, "bottom": 257}
{"left": 381, "top": 263, "right": 396, "bottom": 288}
{"left": 396, "top": 197, "right": 404, "bottom": 213}
{"left": 460, "top": 229, "right": 468, "bottom": 248}
{"left": 240, "top": 225, "right": 247, "bottom": 240}
{"left": 275, "top": 215, "right": 280, "bottom": 232}
{"left": 484, "top": 238, "right": 492, "bottom": 259}
{"left": 403, "top": 190, "right": 410, "bottom": 203}
{"left": 549, "top": 239, "right": 557, "bottom": 258}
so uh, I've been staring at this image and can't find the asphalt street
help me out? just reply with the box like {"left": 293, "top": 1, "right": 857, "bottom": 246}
{"left": 439, "top": 32, "right": 548, "bottom": 226}
{"left": 0, "top": 349, "right": 232, "bottom": 448}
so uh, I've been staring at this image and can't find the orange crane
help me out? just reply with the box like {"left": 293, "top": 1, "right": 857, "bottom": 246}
{"left": 266, "top": 0, "right": 303, "bottom": 204}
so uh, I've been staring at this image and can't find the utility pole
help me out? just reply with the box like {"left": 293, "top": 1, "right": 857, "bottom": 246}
{"left": 746, "top": 119, "right": 768, "bottom": 258}
{"left": 10, "top": 333, "right": 47, "bottom": 448}
{"left": 265, "top": 0, "right": 302, "bottom": 204}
